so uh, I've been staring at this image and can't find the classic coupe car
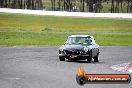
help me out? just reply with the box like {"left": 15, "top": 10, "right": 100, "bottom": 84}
{"left": 59, "top": 35, "right": 100, "bottom": 63}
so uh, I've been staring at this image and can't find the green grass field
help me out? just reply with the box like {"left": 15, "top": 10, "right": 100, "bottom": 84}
{"left": 0, "top": 13, "right": 132, "bottom": 46}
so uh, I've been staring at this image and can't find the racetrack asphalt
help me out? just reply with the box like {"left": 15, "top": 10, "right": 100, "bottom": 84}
{"left": 0, "top": 46, "right": 132, "bottom": 88}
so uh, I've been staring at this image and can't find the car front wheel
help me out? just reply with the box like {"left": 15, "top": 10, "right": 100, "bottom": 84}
{"left": 59, "top": 56, "right": 65, "bottom": 61}
{"left": 93, "top": 54, "right": 99, "bottom": 62}
{"left": 87, "top": 50, "right": 92, "bottom": 63}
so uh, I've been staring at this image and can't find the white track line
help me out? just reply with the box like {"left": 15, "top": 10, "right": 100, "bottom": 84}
{"left": 0, "top": 8, "right": 132, "bottom": 19}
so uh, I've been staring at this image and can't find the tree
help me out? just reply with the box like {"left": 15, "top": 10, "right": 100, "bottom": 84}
{"left": 127, "top": 0, "right": 130, "bottom": 13}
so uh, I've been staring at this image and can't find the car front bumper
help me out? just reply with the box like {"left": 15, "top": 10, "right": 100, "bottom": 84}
{"left": 59, "top": 54, "right": 89, "bottom": 60}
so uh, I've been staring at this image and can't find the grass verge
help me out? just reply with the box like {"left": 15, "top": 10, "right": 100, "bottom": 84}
{"left": 0, "top": 31, "right": 132, "bottom": 46}
{"left": 0, "top": 13, "right": 132, "bottom": 46}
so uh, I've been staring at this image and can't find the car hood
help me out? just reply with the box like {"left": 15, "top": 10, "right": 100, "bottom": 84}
{"left": 64, "top": 44, "right": 86, "bottom": 50}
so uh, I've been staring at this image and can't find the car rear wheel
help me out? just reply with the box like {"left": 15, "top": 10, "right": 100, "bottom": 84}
{"left": 94, "top": 54, "right": 99, "bottom": 62}
{"left": 59, "top": 56, "right": 65, "bottom": 61}
{"left": 87, "top": 50, "right": 92, "bottom": 63}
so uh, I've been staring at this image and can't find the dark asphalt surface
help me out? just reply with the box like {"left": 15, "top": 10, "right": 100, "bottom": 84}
{"left": 0, "top": 46, "right": 132, "bottom": 88}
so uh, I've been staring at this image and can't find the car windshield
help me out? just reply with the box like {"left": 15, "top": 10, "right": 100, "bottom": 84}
{"left": 67, "top": 37, "right": 92, "bottom": 45}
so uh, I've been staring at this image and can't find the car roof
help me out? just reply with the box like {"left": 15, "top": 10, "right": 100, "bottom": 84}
{"left": 68, "top": 35, "right": 94, "bottom": 39}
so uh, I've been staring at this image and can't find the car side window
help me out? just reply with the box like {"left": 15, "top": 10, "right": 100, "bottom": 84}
{"left": 91, "top": 39, "right": 96, "bottom": 45}
{"left": 85, "top": 39, "right": 92, "bottom": 45}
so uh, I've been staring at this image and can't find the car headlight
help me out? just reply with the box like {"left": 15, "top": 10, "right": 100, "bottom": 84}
{"left": 84, "top": 47, "right": 89, "bottom": 52}
{"left": 60, "top": 49, "right": 64, "bottom": 51}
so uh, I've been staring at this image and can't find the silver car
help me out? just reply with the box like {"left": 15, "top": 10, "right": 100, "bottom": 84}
{"left": 59, "top": 35, "right": 100, "bottom": 63}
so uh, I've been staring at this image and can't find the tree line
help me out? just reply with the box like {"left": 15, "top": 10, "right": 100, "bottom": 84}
{"left": 0, "top": 0, "right": 43, "bottom": 10}
{"left": 0, "top": 0, "right": 132, "bottom": 13}
{"left": 51, "top": 0, "right": 132, "bottom": 13}
{"left": 111, "top": 0, "right": 132, "bottom": 13}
